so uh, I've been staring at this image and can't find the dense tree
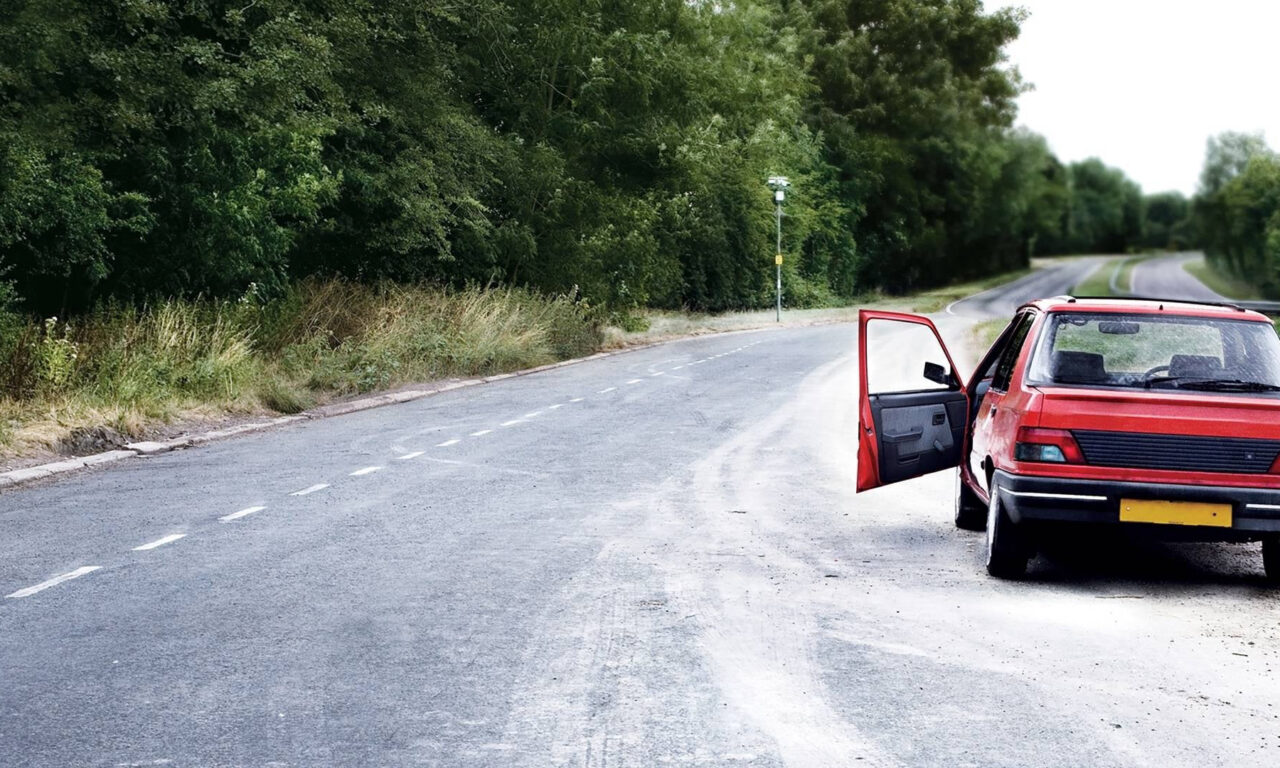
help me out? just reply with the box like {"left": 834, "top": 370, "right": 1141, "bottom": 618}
{"left": 0, "top": 0, "right": 1177, "bottom": 317}
{"left": 1191, "top": 133, "right": 1280, "bottom": 296}
{"left": 1140, "top": 192, "right": 1190, "bottom": 250}
{"left": 1033, "top": 158, "right": 1143, "bottom": 255}
{"left": 796, "top": 0, "right": 1029, "bottom": 290}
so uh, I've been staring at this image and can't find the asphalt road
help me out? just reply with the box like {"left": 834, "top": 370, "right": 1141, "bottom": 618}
{"left": 3, "top": 259, "right": 1277, "bottom": 767}
{"left": 1129, "top": 253, "right": 1228, "bottom": 303}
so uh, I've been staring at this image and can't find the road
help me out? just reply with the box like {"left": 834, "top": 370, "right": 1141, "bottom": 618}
{"left": 1129, "top": 253, "right": 1228, "bottom": 303}
{"left": 3, "top": 259, "right": 1277, "bottom": 767}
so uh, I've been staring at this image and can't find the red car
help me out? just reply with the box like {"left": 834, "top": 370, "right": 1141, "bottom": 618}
{"left": 857, "top": 297, "right": 1280, "bottom": 580}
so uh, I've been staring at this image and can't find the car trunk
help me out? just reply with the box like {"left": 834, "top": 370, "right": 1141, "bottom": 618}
{"left": 1033, "top": 386, "right": 1280, "bottom": 476}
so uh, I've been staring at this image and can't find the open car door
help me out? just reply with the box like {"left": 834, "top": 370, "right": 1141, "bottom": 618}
{"left": 857, "top": 310, "right": 969, "bottom": 493}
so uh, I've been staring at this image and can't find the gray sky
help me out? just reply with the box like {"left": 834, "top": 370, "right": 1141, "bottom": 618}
{"left": 998, "top": 0, "right": 1280, "bottom": 196}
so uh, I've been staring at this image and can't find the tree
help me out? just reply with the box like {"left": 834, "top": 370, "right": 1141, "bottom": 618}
{"left": 796, "top": 0, "right": 1027, "bottom": 290}
{"left": 1140, "top": 192, "right": 1190, "bottom": 250}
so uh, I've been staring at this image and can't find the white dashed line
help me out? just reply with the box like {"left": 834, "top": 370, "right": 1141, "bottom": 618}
{"left": 350, "top": 466, "right": 382, "bottom": 477}
{"left": 671, "top": 365, "right": 685, "bottom": 370}
{"left": 501, "top": 420, "right": 524, "bottom": 427}
{"left": 220, "top": 505, "right": 266, "bottom": 522}
{"left": 523, "top": 411, "right": 543, "bottom": 418}
{"left": 570, "top": 397, "right": 585, "bottom": 403}
{"left": 626, "top": 379, "right": 642, "bottom": 385}
{"left": 437, "top": 439, "right": 460, "bottom": 447}
{"left": 470, "top": 429, "right": 493, "bottom": 437}
{"left": 397, "top": 451, "right": 425, "bottom": 460}
{"left": 650, "top": 371, "right": 665, "bottom": 376}
{"left": 133, "top": 533, "right": 186, "bottom": 551}
{"left": 547, "top": 404, "right": 564, "bottom": 410}
{"left": 6, "top": 566, "right": 102, "bottom": 599}
{"left": 291, "top": 483, "right": 330, "bottom": 497}
{"left": 598, "top": 387, "right": 617, "bottom": 394}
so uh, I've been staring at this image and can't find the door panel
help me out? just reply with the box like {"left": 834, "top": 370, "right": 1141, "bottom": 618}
{"left": 857, "top": 310, "right": 969, "bottom": 492}
{"left": 870, "top": 390, "right": 968, "bottom": 486}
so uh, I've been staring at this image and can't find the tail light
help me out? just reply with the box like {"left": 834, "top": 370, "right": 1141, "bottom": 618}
{"left": 1271, "top": 454, "right": 1280, "bottom": 474}
{"left": 1015, "top": 427, "right": 1085, "bottom": 464}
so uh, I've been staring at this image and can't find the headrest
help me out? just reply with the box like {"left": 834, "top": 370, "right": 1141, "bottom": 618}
{"left": 1053, "top": 351, "right": 1107, "bottom": 384}
{"left": 1169, "top": 354, "right": 1222, "bottom": 379}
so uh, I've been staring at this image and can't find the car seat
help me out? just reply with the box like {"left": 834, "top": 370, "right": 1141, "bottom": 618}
{"left": 1052, "top": 351, "right": 1108, "bottom": 384}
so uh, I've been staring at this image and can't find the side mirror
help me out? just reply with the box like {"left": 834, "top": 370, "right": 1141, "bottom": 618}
{"left": 923, "top": 361, "right": 955, "bottom": 388}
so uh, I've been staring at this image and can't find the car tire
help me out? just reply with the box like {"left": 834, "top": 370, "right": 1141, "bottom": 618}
{"left": 1263, "top": 538, "right": 1280, "bottom": 585}
{"left": 985, "top": 480, "right": 1029, "bottom": 579}
{"left": 954, "top": 469, "right": 986, "bottom": 531}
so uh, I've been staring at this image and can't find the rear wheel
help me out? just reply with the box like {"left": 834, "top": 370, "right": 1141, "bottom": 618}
{"left": 954, "top": 469, "right": 986, "bottom": 531}
{"left": 1263, "top": 538, "right": 1280, "bottom": 585}
{"left": 985, "top": 480, "right": 1029, "bottom": 578}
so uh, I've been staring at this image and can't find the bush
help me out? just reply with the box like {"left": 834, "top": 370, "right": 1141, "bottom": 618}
{"left": 0, "top": 280, "right": 602, "bottom": 456}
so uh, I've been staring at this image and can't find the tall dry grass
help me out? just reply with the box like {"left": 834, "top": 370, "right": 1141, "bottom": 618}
{"left": 0, "top": 281, "right": 600, "bottom": 459}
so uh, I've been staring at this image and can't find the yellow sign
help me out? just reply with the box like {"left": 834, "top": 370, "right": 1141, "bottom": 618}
{"left": 775, "top": 253, "right": 783, "bottom": 266}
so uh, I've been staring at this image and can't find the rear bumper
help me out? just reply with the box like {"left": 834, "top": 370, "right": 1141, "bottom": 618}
{"left": 994, "top": 469, "right": 1280, "bottom": 538}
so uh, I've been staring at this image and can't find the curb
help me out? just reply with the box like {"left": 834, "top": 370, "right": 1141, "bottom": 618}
{"left": 0, "top": 335, "right": 707, "bottom": 492}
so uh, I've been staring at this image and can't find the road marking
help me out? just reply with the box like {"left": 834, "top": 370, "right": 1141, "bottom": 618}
{"left": 220, "top": 505, "right": 266, "bottom": 522}
{"left": 397, "top": 451, "right": 425, "bottom": 460}
{"left": 350, "top": 466, "right": 382, "bottom": 476}
{"left": 671, "top": 365, "right": 685, "bottom": 370}
{"left": 291, "top": 483, "right": 329, "bottom": 497}
{"left": 133, "top": 533, "right": 186, "bottom": 551}
{"left": 650, "top": 371, "right": 665, "bottom": 377}
{"left": 570, "top": 397, "right": 585, "bottom": 402}
{"left": 626, "top": 379, "right": 642, "bottom": 385}
{"left": 523, "top": 411, "right": 543, "bottom": 418}
{"left": 598, "top": 387, "right": 616, "bottom": 394}
{"left": 470, "top": 429, "right": 492, "bottom": 437}
{"left": 501, "top": 420, "right": 524, "bottom": 427}
{"left": 6, "top": 566, "right": 102, "bottom": 599}
{"left": 437, "top": 439, "right": 460, "bottom": 447}
{"left": 424, "top": 457, "right": 542, "bottom": 477}
{"left": 547, "top": 404, "right": 563, "bottom": 410}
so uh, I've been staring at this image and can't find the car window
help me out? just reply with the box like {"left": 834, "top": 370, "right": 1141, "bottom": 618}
{"left": 1026, "top": 312, "right": 1280, "bottom": 393}
{"left": 990, "top": 312, "right": 1035, "bottom": 392}
{"left": 865, "top": 320, "right": 953, "bottom": 394}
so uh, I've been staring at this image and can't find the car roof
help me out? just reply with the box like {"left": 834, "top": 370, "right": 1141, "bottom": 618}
{"left": 1022, "top": 295, "right": 1275, "bottom": 323}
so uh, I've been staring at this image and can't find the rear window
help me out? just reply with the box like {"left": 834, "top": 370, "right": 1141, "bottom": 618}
{"left": 1026, "top": 312, "right": 1280, "bottom": 395}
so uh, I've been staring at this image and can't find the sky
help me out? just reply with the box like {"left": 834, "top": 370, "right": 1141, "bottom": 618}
{"left": 996, "top": 0, "right": 1280, "bottom": 196}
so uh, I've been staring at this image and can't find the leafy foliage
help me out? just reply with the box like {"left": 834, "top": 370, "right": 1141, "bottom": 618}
{"left": 1192, "top": 134, "right": 1280, "bottom": 297}
{"left": 0, "top": 0, "right": 1174, "bottom": 316}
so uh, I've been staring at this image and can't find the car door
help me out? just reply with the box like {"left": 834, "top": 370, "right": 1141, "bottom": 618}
{"left": 857, "top": 310, "right": 969, "bottom": 493}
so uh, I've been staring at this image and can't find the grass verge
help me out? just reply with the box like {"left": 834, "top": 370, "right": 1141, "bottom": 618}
{"left": 970, "top": 317, "right": 1011, "bottom": 354}
{"left": 1182, "top": 256, "right": 1268, "bottom": 300}
{"left": 0, "top": 281, "right": 599, "bottom": 462}
{"left": 1071, "top": 259, "right": 1121, "bottom": 297}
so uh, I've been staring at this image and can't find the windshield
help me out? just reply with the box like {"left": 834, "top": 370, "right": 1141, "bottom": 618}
{"left": 1026, "top": 312, "right": 1280, "bottom": 394}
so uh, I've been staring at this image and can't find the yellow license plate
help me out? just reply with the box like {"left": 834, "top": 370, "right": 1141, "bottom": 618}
{"left": 1120, "top": 499, "right": 1233, "bottom": 528}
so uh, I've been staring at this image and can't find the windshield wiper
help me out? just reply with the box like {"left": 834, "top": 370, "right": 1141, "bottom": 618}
{"left": 1144, "top": 376, "right": 1280, "bottom": 392}
{"left": 1177, "top": 379, "right": 1280, "bottom": 393}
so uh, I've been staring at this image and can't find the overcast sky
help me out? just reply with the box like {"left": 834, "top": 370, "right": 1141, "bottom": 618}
{"left": 997, "top": 0, "right": 1280, "bottom": 196}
